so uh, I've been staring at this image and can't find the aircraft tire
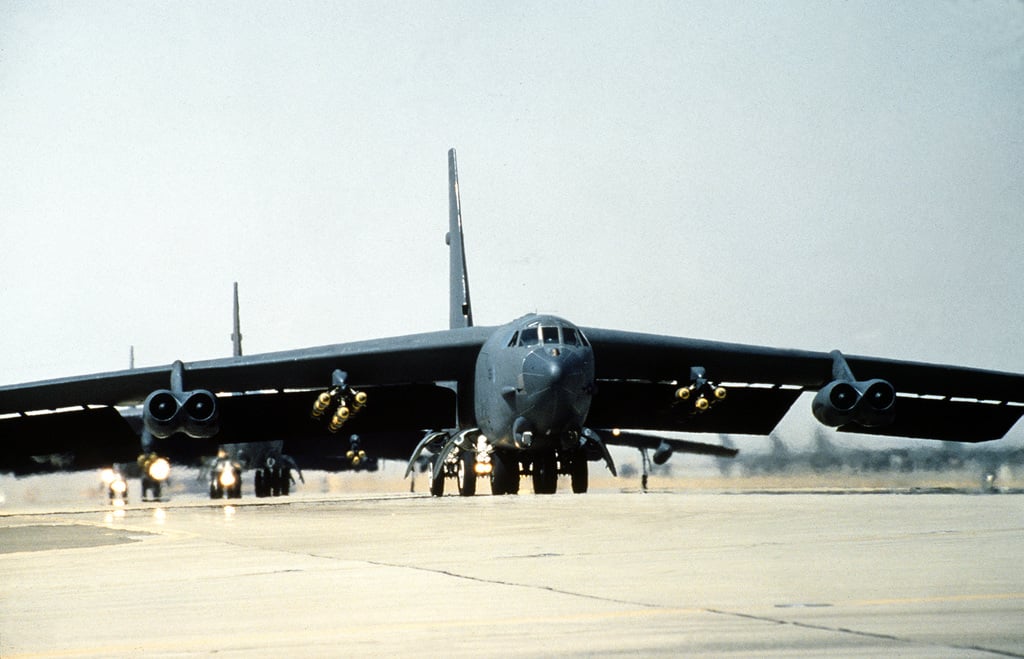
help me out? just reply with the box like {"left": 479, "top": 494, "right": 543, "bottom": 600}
{"left": 254, "top": 470, "right": 268, "bottom": 498}
{"left": 490, "top": 450, "right": 519, "bottom": 495}
{"left": 280, "top": 468, "right": 290, "bottom": 496}
{"left": 532, "top": 451, "right": 558, "bottom": 495}
{"left": 430, "top": 456, "right": 445, "bottom": 497}
{"left": 430, "top": 472, "right": 445, "bottom": 497}
{"left": 271, "top": 467, "right": 282, "bottom": 496}
{"left": 229, "top": 474, "right": 242, "bottom": 499}
{"left": 570, "top": 451, "right": 588, "bottom": 494}
{"left": 457, "top": 452, "right": 476, "bottom": 496}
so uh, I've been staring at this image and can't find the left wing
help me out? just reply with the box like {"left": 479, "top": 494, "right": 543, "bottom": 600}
{"left": 583, "top": 328, "right": 1024, "bottom": 444}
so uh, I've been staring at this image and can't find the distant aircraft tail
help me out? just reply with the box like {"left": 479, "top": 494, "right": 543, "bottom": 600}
{"left": 447, "top": 148, "right": 474, "bottom": 329}
{"left": 231, "top": 282, "right": 243, "bottom": 357}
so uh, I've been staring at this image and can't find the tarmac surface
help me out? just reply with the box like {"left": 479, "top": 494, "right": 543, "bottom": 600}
{"left": 2, "top": 489, "right": 1023, "bottom": 657}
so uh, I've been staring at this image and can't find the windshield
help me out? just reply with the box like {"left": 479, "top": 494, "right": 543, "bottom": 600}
{"left": 515, "top": 324, "right": 588, "bottom": 348}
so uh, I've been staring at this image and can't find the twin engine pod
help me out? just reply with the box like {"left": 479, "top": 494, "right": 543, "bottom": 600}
{"left": 811, "top": 378, "right": 896, "bottom": 428}
{"left": 143, "top": 389, "right": 220, "bottom": 439}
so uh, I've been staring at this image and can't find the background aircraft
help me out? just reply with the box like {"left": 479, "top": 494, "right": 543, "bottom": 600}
{"left": 2, "top": 150, "right": 1023, "bottom": 498}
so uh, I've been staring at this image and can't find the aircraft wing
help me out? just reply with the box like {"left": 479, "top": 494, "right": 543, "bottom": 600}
{"left": 0, "top": 328, "right": 493, "bottom": 413}
{"left": 582, "top": 328, "right": 1024, "bottom": 443}
{"left": 0, "top": 328, "right": 492, "bottom": 475}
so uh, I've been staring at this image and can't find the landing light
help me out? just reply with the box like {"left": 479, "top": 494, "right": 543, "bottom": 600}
{"left": 219, "top": 468, "right": 237, "bottom": 488}
{"left": 474, "top": 463, "right": 493, "bottom": 476}
{"left": 147, "top": 458, "right": 171, "bottom": 481}
{"left": 110, "top": 478, "right": 128, "bottom": 495}
{"left": 100, "top": 468, "right": 116, "bottom": 485}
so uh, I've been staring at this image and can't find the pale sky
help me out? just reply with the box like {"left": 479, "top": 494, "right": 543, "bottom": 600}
{"left": 2, "top": 1, "right": 1022, "bottom": 392}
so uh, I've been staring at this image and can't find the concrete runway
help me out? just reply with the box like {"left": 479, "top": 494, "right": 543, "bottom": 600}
{"left": 2, "top": 491, "right": 1022, "bottom": 657}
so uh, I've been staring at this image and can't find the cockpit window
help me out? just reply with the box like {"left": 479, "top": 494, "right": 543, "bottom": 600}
{"left": 519, "top": 327, "right": 540, "bottom": 346}
{"left": 514, "top": 323, "right": 588, "bottom": 348}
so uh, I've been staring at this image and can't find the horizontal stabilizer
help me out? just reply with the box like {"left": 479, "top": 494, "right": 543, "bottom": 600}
{"left": 596, "top": 429, "right": 739, "bottom": 458}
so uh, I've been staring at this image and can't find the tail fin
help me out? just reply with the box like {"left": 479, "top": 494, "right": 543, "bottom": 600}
{"left": 231, "top": 282, "right": 243, "bottom": 357}
{"left": 447, "top": 148, "right": 474, "bottom": 329}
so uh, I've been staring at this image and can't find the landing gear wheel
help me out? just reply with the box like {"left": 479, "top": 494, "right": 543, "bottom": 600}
{"left": 457, "top": 452, "right": 476, "bottom": 497}
{"left": 141, "top": 477, "right": 161, "bottom": 502}
{"left": 229, "top": 475, "right": 242, "bottom": 499}
{"left": 570, "top": 450, "right": 588, "bottom": 494}
{"left": 532, "top": 451, "right": 558, "bottom": 495}
{"left": 490, "top": 450, "right": 519, "bottom": 495}
{"left": 270, "top": 466, "right": 283, "bottom": 496}
{"left": 254, "top": 469, "right": 268, "bottom": 498}
{"left": 430, "top": 456, "right": 445, "bottom": 497}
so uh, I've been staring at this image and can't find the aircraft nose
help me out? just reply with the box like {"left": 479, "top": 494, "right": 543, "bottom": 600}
{"left": 519, "top": 347, "right": 593, "bottom": 436}
{"left": 522, "top": 348, "right": 569, "bottom": 393}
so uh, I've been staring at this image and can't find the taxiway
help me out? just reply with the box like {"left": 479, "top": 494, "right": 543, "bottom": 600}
{"left": 2, "top": 491, "right": 1022, "bottom": 657}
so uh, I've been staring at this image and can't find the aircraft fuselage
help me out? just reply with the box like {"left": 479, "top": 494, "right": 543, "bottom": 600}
{"left": 474, "top": 314, "right": 595, "bottom": 452}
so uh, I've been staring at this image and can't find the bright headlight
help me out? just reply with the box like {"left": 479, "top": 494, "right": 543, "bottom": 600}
{"left": 100, "top": 468, "right": 116, "bottom": 485}
{"left": 219, "top": 468, "right": 237, "bottom": 488}
{"left": 147, "top": 458, "right": 171, "bottom": 481}
{"left": 110, "top": 478, "right": 128, "bottom": 494}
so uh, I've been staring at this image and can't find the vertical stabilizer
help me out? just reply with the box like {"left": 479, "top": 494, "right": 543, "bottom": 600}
{"left": 231, "top": 282, "right": 243, "bottom": 357}
{"left": 447, "top": 148, "right": 474, "bottom": 329}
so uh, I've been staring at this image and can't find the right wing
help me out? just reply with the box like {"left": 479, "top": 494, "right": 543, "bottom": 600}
{"left": 0, "top": 328, "right": 493, "bottom": 475}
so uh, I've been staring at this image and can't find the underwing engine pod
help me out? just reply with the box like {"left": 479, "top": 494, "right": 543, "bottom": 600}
{"left": 142, "top": 362, "right": 219, "bottom": 440}
{"left": 143, "top": 389, "right": 220, "bottom": 439}
{"left": 812, "top": 350, "right": 896, "bottom": 429}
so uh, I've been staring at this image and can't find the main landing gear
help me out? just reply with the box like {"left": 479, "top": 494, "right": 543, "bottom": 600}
{"left": 523, "top": 449, "right": 589, "bottom": 495}
{"left": 432, "top": 447, "right": 590, "bottom": 496}
{"left": 209, "top": 458, "right": 242, "bottom": 499}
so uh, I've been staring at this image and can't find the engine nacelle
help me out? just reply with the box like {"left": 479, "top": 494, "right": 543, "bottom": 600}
{"left": 143, "top": 389, "right": 220, "bottom": 439}
{"left": 811, "top": 381, "right": 860, "bottom": 427}
{"left": 812, "top": 379, "right": 895, "bottom": 428}
{"left": 652, "top": 440, "right": 673, "bottom": 465}
{"left": 854, "top": 378, "right": 896, "bottom": 427}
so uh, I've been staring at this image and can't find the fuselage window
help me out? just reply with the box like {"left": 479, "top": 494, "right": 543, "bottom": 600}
{"left": 542, "top": 326, "right": 560, "bottom": 344}
{"left": 519, "top": 327, "right": 540, "bottom": 346}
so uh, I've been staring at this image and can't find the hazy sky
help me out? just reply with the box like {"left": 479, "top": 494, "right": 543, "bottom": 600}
{"left": 2, "top": 1, "right": 1022, "bottom": 388}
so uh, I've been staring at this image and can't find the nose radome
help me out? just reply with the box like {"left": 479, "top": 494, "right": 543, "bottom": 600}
{"left": 523, "top": 350, "right": 569, "bottom": 392}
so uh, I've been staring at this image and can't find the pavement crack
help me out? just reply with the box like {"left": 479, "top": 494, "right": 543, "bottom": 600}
{"left": 364, "top": 559, "right": 660, "bottom": 609}
{"left": 704, "top": 608, "right": 1023, "bottom": 658}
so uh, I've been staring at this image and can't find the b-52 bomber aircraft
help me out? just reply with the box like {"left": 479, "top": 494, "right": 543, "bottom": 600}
{"left": 3, "top": 149, "right": 1024, "bottom": 497}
